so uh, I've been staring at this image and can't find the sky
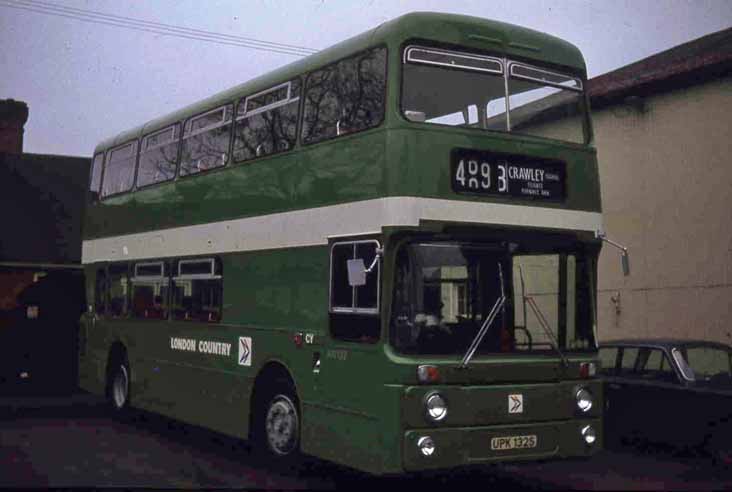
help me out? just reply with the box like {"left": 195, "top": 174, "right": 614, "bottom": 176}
{"left": 1, "top": 0, "right": 731, "bottom": 157}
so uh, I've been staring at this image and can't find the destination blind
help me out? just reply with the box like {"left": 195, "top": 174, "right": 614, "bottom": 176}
{"left": 450, "top": 148, "right": 566, "bottom": 201}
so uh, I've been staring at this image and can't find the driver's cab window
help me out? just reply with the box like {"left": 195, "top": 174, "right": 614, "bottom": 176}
{"left": 329, "top": 240, "right": 380, "bottom": 342}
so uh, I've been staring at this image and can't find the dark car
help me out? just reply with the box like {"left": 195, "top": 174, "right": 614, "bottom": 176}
{"left": 599, "top": 339, "right": 732, "bottom": 464}
{"left": 0, "top": 269, "right": 86, "bottom": 395}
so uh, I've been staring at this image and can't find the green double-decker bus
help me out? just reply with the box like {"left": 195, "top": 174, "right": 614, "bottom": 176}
{"left": 79, "top": 12, "right": 606, "bottom": 474}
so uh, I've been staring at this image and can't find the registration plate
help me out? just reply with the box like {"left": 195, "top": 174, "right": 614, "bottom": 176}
{"left": 451, "top": 148, "right": 565, "bottom": 201}
{"left": 490, "top": 434, "right": 538, "bottom": 451}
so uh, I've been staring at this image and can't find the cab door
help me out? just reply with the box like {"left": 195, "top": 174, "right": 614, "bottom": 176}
{"left": 303, "top": 239, "right": 389, "bottom": 471}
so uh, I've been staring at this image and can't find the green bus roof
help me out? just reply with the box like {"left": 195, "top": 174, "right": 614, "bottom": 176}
{"left": 94, "top": 12, "right": 586, "bottom": 155}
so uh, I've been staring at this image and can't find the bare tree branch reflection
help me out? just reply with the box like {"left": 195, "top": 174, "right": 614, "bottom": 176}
{"left": 233, "top": 79, "right": 300, "bottom": 162}
{"left": 302, "top": 47, "right": 386, "bottom": 144}
{"left": 180, "top": 105, "right": 233, "bottom": 176}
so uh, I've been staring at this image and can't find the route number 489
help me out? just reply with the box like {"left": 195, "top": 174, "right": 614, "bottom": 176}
{"left": 455, "top": 159, "right": 508, "bottom": 192}
{"left": 455, "top": 159, "right": 490, "bottom": 189}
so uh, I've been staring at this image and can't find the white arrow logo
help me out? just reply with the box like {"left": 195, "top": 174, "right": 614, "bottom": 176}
{"left": 508, "top": 394, "right": 523, "bottom": 414}
{"left": 238, "top": 337, "right": 252, "bottom": 366}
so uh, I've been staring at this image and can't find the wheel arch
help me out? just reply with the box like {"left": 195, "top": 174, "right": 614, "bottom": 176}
{"left": 248, "top": 359, "right": 300, "bottom": 439}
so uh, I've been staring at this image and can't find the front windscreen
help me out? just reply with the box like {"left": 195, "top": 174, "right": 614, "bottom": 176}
{"left": 391, "top": 241, "right": 596, "bottom": 356}
{"left": 677, "top": 345, "right": 732, "bottom": 385}
{"left": 401, "top": 46, "right": 586, "bottom": 144}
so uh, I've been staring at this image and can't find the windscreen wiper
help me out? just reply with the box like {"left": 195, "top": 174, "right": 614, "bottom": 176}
{"left": 460, "top": 263, "right": 506, "bottom": 368}
{"left": 524, "top": 296, "right": 568, "bottom": 368}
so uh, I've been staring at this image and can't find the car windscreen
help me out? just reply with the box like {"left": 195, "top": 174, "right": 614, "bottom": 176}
{"left": 677, "top": 345, "right": 732, "bottom": 385}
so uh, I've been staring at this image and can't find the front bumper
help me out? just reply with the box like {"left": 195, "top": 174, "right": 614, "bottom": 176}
{"left": 403, "top": 418, "right": 601, "bottom": 471}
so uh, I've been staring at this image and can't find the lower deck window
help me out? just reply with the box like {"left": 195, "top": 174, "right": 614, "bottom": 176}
{"left": 108, "top": 264, "right": 129, "bottom": 318}
{"left": 171, "top": 258, "right": 222, "bottom": 322}
{"left": 131, "top": 262, "right": 170, "bottom": 319}
{"left": 95, "top": 268, "right": 106, "bottom": 313}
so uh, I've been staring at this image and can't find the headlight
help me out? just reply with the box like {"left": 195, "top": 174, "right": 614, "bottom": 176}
{"left": 575, "top": 387, "right": 593, "bottom": 412}
{"left": 425, "top": 393, "right": 448, "bottom": 422}
{"left": 417, "top": 436, "right": 436, "bottom": 456}
{"left": 581, "top": 425, "right": 597, "bottom": 445}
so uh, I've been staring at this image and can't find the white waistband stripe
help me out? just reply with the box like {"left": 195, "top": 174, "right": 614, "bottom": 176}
{"left": 81, "top": 197, "right": 604, "bottom": 264}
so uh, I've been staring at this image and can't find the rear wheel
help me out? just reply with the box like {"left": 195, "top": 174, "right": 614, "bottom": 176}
{"left": 108, "top": 357, "right": 130, "bottom": 412}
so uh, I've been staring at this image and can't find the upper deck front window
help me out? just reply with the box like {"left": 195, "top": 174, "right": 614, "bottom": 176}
{"left": 401, "top": 46, "right": 587, "bottom": 144}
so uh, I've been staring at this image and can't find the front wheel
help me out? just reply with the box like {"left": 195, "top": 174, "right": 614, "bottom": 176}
{"left": 253, "top": 382, "right": 301, "bottom": 467}
{"left": 265, "top": 393, "right": 300, "bottom": 457}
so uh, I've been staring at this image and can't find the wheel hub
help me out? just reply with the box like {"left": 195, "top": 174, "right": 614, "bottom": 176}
{"left": 265, "top": 395, "right": 298, "bottom": 456}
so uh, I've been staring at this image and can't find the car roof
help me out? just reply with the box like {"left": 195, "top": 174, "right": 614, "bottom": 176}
{"left": 600, "top": 338, "right": 732, "bottom": 351}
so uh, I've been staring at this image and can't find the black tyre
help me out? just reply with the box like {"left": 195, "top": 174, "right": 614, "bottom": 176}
{"left": 254, "top": 381, "right": 301, "bottom": 464}
{"left": 108, "top": 356, "right": 130, "bottom": 412}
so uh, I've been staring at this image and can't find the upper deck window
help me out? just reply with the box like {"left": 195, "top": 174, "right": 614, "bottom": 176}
{"left": 233, "top": 79, "right": 301, "bottom": 162}
{"left": 507, "top": 63, "right": 584, "bottom": 144}
{"left": 302, "top": 47, "right": 387, "bottom": 144}
{"left": 89, "top": 153, "right": 104, "bottom": 196}
{"left": 102, "top": 141, "right": 138, "bottom": 198}
{"left": 401, "top": 45, "right": 587, "bottom": 144}
{"left": 180, "top": 105, "right": 233, "bottom": 177}
{"left": 510, "top": 64, "right": 582, "bottom": 90}
{"left": 406, "top": 47, "right": 502, "bottom": 74}
{"left": 137, "top": 124, "right": 179, "bottom": 188}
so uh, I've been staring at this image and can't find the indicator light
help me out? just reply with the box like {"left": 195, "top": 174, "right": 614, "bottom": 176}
{"left": 417, "top": 365, "right": 440, "bottom": 384}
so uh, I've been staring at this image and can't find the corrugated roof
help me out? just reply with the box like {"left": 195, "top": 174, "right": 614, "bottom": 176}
{"left": 588, "top": 26, "right": 732, "bottom": 107}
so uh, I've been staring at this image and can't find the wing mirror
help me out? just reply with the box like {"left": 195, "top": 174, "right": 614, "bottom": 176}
{"left": 347, "top": 247, "right": 383, "bottom": 287}
{"left": 595, "top": 231, "right": 630, "bottom": 276}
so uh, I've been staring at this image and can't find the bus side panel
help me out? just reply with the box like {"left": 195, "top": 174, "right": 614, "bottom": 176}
{"left": 302, "top": 381, "right": 405, "bottom": 475}
{"left": 78, "top": 268, "right": 105, "bottom": 396}
{"left": 224, "top": 248, "right": 328, "bottom": 335}
{"left": 300, "top": 351, "right": 403, "bottom": 475}
{"left": 140, "top": 320, "right": 255, "bottom": 440}
{"left": 77, "top": 329, "right": 106, "bottom": 397}
{"left": 130, "top": 247, "right": 329, "bottom": 440}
